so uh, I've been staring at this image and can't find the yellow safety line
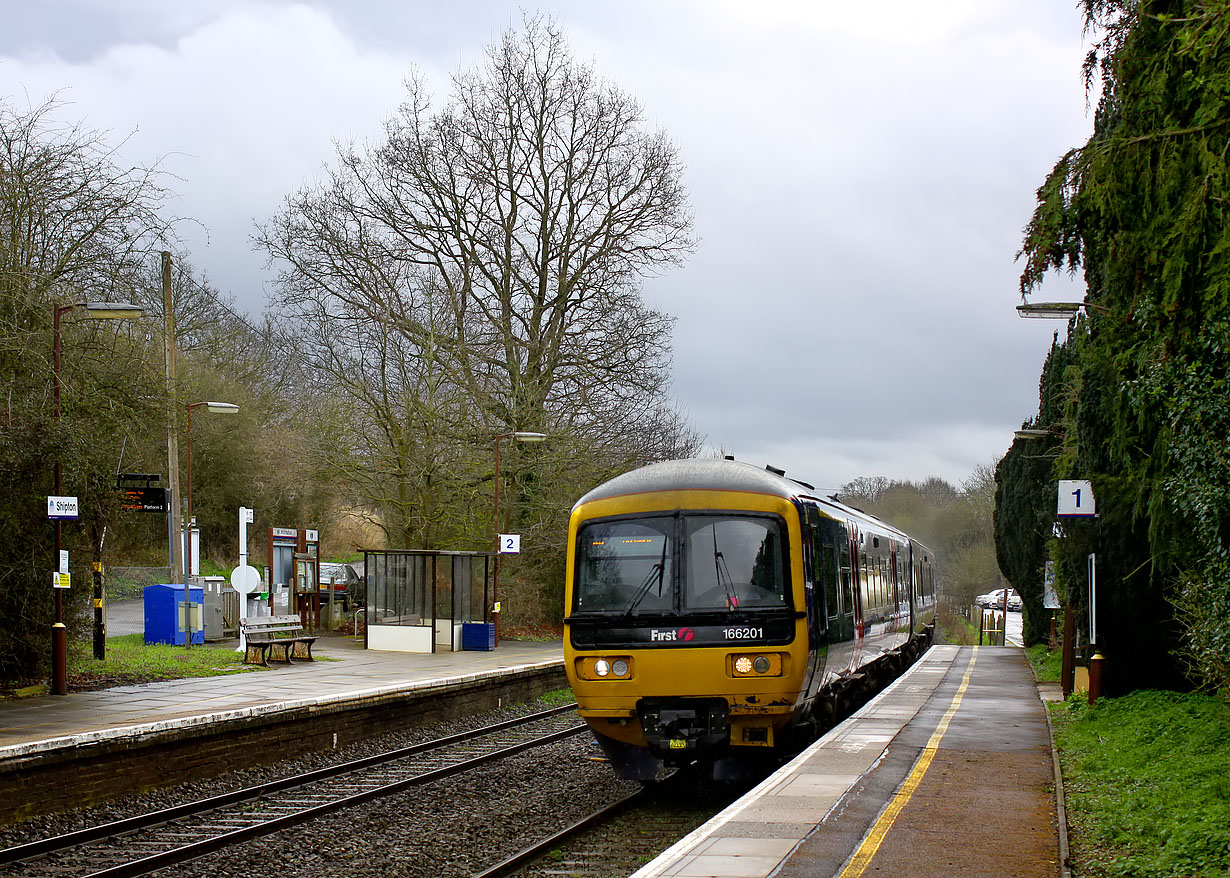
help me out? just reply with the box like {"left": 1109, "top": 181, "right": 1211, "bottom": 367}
{"left": 838, "top": 650, "right": 978, "bottom": 878}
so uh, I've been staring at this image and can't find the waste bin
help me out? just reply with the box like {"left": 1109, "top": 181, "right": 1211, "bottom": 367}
{"left": 462, "top": 622, "right": 496, "bottom": 651}
{"left": 144, "top": 583, "right": 205, "bottom": 645}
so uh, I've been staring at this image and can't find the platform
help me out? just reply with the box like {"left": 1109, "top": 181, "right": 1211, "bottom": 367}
{"left": 634, "top": 645, "right": 1063, "bottom": 878}
{"left": 0, "top": 637, "right": 565, "bottom": 822}
{"left": 0, "top": 637, "right": 564, "bottom": 756}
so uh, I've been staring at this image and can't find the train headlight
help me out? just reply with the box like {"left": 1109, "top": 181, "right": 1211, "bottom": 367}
{"left": 575, "top": 656, "right": 633, "bottom": 680}
{"left": 731, "top": 653, "right": 783, "bottom": 677}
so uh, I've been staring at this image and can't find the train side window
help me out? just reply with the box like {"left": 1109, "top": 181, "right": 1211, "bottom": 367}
{"left": 822, "top": 544, "right": 837, "bottom": 623}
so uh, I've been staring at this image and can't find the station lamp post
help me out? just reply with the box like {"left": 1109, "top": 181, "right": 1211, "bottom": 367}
{"left": 1015, "top": 299, "right": 1102, "bottom": 698}
{"left": 492, "top": 431, "right": 548, "bottom": 646}
{"left": 51, "top": 301, "right": 144, "bottom": 695}
{"left": 184, "top": 401, "right": 240, "bottom": 572}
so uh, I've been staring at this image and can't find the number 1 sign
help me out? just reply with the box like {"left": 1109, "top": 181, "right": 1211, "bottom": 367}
{"left": 1057, "top": 479, "right": 1096, "bottom": 517}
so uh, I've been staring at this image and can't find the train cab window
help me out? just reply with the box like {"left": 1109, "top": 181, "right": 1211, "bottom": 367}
{"left": 683, "top": 515, "right": 787, "bottom": 610}
{"left": 573, "top": 519, "right": 674, "bottom": 614}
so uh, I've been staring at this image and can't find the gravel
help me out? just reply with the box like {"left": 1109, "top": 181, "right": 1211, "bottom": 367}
{"left": 0, "top": 699, "right": 643, "bottom": 878}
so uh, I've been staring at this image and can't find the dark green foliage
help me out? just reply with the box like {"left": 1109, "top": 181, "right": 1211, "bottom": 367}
{"left": 1011, "top": 0, "right": 1230, "bottom": 693}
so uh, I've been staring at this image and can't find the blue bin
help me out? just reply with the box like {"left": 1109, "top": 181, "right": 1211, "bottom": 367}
{"left": 462, "top": 622, "right": 496, "bottom": 651}
{"left": 144, "top": 583, "right": 205, "bottom": 645}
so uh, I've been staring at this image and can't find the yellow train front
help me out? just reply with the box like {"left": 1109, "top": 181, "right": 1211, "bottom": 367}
{"left": 568, "top": 459, "right": 856, "bottom": 780}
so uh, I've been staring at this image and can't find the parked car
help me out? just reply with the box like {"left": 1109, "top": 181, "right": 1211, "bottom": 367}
{"left": 318, "top": 561, "right": 365, "bottom": 608}
{"left": 976, "top": 588, "right": 1022, "bottom": 611}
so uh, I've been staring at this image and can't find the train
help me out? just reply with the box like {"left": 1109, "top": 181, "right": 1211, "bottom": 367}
{"left": 563, "top": 457, "right": 937, "bottom": 780}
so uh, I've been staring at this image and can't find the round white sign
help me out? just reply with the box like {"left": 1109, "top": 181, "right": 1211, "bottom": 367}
{"left": 230, "top": 564, "right": 262, "bottom": 595}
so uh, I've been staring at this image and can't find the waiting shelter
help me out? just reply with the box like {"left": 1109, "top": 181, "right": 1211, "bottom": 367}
{"left": 362, "top": 550, "right": 496, "bottom": 653}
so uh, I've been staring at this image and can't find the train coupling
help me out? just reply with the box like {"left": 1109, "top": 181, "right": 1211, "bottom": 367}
{"left": 637, "top": 697, "right": 730, "bottom": 759}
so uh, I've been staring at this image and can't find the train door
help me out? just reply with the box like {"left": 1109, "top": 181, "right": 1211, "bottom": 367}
{"left": 848, "top": 523, "right": 864, "bottom": 637}
{"left": 889, "top": 544, "right": 901, "bottom": 633}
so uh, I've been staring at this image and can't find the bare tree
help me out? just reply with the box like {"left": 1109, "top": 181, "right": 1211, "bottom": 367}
{"left": 260, "top": 15, "right": 698, "bottom": 553}
{"left": 0, "top": 96, "right": 172, "bottom": 681}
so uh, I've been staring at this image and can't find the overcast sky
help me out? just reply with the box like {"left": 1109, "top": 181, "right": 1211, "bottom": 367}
{"left": 2, "top": 0, "right": 1094, "bottom": 492}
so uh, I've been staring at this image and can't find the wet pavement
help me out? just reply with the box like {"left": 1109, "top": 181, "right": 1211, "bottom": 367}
{"left": 634, "top": 646, "right": 1062, "bottom": 878}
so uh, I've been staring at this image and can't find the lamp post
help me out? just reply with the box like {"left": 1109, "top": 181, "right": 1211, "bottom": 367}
{"left": 51, "top": 301, "right": 144, "bottom": 695}
{"left": 184, "top": 401, "right": 240, "bottom": 575}
{"left": 492, "top": 431, "right": 548, "bottom": 646}
{"left": 176, "top": 401, "right": 239, "bottom": 650}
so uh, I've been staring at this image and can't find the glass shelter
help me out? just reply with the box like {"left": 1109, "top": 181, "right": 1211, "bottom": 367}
{"left": 362, "top": 550, "right": 495, "bottom": 652}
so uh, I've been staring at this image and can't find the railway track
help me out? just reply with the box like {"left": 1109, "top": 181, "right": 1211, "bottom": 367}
{"left": 0, "top": 704, "right": 584, "bottom": 878}
{"left": 476, "top": 771, "right": 747, "bottom": 878}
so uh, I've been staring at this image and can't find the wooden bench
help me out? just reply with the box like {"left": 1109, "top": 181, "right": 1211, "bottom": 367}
{"left": 240, "top": 615, "right": 317, "bottom": 666}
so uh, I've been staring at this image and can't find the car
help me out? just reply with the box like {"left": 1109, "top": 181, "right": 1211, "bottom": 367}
{"left": 318, "top": 561, "right": 365, "bottom": 607}
{"left": 976, "top": 588, "right": 1022, "bottom": 611}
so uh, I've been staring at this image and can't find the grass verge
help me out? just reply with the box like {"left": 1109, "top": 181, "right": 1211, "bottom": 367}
{"left": 1051, "top": 689, "right": 1230, "bottom": 877}
{"left": 936, "top": 602, "right": 979, "bottom": 645}
{"left": 66, "top": 633, "right": 259, "bottom": 692}
{"left": 1026, "top": 643, "right": 1062, "bottom": 682}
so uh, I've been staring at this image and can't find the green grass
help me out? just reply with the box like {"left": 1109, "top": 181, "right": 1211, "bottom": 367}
{"left": 936, "top": 602, "right": 980, "bottom": 645}
{"left": 1052, "top": 690, "right": 1230, "bottom": 877}
{"left": 1027, "top": 643, "right": 1063, "bottom": 682}
{"left": 66, "top": 633, "right": 259, "bottom": 691}
{"left": 539, "top": 687, "right": 576, "bottom": 705}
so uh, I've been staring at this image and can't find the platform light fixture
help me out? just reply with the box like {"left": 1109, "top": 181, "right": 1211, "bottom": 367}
{"left": 492, "top": 431, "right": 549, "bottom": 647}
{"left": 51, "top": 300, "right": 145, "bottom": 692}
{"left": 184, "top": 401, "right": 240, "bottom": 587}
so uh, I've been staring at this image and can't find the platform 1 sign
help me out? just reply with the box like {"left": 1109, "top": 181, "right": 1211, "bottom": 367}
{"left": 47, "top": 495, "right": 79, "bottom": 520}
{"left": 1057, "top": 479, "right": 1096, "bottom": 518}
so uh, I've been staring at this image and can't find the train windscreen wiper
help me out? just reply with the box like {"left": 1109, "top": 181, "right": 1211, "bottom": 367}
{"left": 713, "top": 526, "right": 739, "bottom": 609}
{"left": 622, "top": 536, "right": 669, "bottom": 617}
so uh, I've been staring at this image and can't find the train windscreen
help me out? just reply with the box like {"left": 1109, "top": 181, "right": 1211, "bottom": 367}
{"left": 573, "top": 514, "right": 787, "bottom": 615}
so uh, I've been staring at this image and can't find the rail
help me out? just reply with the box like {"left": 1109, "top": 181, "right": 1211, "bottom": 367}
{"left": 0, "top": 704, "right": 583, "bottom": 878}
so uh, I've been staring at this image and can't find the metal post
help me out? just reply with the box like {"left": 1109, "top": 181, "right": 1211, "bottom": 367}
{"left": 1061, "top": 603, "right": 1076, "bottom": 697}
{"left": 164, "top": 252, "right": 183, "bottom": 586}
{"left": 492, "top": 434, "right": 503, "bottom": 646}
{"left": 51, "top": 304, "right": 67, "bottom": 696}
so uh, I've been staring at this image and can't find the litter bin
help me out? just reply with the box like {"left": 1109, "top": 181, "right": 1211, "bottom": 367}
{"left": 144, "top": 583, "right": 205, "bottom": 646}
{"left": 462, "top": 622, "right": 496, "bottom": 651}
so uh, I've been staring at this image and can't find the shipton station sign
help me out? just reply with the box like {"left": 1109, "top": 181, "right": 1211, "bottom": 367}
{"left": 47, "top": 496, "right": 79, "bottom": 520}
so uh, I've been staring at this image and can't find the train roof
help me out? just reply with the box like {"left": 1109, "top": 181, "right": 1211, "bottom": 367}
{"left": 574, "top": 458, "right": 918, "bottom": 545}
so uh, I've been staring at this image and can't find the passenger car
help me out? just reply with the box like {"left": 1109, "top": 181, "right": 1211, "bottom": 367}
{"left": 976, "top": 588, "right": 1022, "bottom": 611}
{"left": 318, "top": 562, "right": 364, "bottom": 607}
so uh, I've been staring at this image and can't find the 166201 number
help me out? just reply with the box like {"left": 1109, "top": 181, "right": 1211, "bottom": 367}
{"left": 723, "top": 627, "right": 763, "bottom": 640}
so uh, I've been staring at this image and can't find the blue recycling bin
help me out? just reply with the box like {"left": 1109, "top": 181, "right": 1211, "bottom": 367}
{"left": 462, "top": 622, "right": 496, "bottom": 651}
{"left": 144, "top": 583, "right": 205, "bottom": 645}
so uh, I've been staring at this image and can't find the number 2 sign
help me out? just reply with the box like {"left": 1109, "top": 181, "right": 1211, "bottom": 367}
{"left": 1057, "top": 480, "right": 1096, "bottom": 517}
{"left": 499, "top": 534, "right": 521, "bottom": 554}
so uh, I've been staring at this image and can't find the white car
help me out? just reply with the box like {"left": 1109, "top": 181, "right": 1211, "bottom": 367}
{"left": 976, "top": 588, "right": 1022, "bottom": 611}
